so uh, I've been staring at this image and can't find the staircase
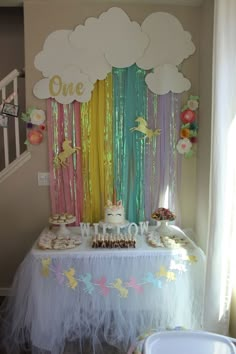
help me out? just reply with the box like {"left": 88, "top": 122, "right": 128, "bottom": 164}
{"left": 0, "top": 69, "right": 31, "bottom": 183}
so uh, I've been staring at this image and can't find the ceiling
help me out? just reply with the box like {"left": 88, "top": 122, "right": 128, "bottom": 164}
{"left": 0, "top": 0, "right": 204, "bottom": 7}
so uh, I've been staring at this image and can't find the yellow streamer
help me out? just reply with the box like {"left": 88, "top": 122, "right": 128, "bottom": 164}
{"left": 81, "top": 74, "right": 113, "bottom": 222}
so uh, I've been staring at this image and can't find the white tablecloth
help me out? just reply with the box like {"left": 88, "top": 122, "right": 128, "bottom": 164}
{"left": 0, "top": 226, "right": 206, "bottom": 354}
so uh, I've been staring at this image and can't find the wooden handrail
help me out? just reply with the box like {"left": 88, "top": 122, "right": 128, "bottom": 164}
{"left": 0, "top": 69, "right": 24, "bottom": 90}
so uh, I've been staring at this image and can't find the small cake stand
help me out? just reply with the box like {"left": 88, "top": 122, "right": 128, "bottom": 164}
{"left": 153, "top": 219, "right": 174, "bottom": 236}
{"left": 49, "top": 217, "right": 76, "bottom": 238}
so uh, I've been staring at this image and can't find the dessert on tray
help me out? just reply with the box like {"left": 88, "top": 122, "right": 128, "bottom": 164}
{"left": 92, "top": 234, "right": 136, "bottom": 248}
{"left": 38, "top": 230, "right": 81, "bottom": 250}
{"left": 151, "top": 207, "right": 176, "bottom": 221}
{"left": 49, "top": 213, "right": 75, "bottom": 224}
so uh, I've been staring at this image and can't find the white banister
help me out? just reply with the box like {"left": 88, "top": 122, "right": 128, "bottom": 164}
{"left": 0, "top": 69, "right": 22, "bottom": 90}
{"left": 1, "top": 86, "right": 9, "bottom": 168}
{"left": 0, "top": 68, "right": 28, "bottom": 181}
{"left": 13, "top": 77, "right": 20, "bottom": 158}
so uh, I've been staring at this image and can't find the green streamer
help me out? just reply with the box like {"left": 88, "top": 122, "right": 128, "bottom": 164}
{"left": 113, "top": 65, "right": 147, "bottom": 223}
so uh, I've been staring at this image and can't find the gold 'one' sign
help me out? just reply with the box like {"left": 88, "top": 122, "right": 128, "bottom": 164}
{"left": 49, "top": 75, "right": 85, "bottom": 97}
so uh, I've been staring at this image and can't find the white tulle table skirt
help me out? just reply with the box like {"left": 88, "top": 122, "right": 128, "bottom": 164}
{"left": 0, "top": 226, "right": 205, "bottom": 354}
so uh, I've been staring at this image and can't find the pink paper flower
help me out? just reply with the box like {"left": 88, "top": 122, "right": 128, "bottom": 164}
{"left": 176, "top": 138, "right": 192, "bottom": 154}
{"left": 181, "top": 109, "right": 196, "bottom": 124}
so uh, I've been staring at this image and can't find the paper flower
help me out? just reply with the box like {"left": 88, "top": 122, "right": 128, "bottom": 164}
{"left": 177, "top": 95, "right": 199, "bottom": 157}
{"left": 27, "top": 129, "right": 43, "bottom": 145}
{"left": 39, "top": 123, "right": 46, "bottom": 131}
{"left": 21, "top": 107, "right": 46, "bottom": 145}
{"left": 190, "top": 136, "right": 198, "bottom": 143}
{"left": 176, "top": 138, "right": 192, "bottom": 154}
{"left": 30, "top": 109, "right": 46, "bottom": 125}
{"left": 180, "top": 128, "right": 191, "bottom": 138}
{"left": 181, "top": 109, "right": 195, "bottom": 124}
{"left": 187, "top": 99, "right": 199, "bottom": 111}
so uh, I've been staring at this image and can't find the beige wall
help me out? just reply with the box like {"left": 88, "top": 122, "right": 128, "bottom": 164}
{"left": 196, "top": 0, "right": 213, "bottom": 252}
{"left": 0, "top": 0, "right": 204, "bottom": 288}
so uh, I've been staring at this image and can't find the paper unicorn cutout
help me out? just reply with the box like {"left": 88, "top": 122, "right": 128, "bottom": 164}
{"left": 95, "top": 276, "right": 110, "bottom": 296}
{"left": 143, "top": 272, "right": 162, "bottom": 288}
{"left": 80, "top": 273, "right": 95, "bottom": 294}
{"left": 41, "top": 258, "right": 51, "bottom": 277}
{"left": 111, "top": 278, "right": 128, "bottom": 298}
{"left": 126, "top": 277, "right": 144, "bottom": 293}
{"left": 64, "top": 268, "right": 78, "bottom": 289}
{"left": 54, "top": 139, "right": 81, "bottom": 168}
{"left": 130, "top": 117, "right": 161, "bottom": 143}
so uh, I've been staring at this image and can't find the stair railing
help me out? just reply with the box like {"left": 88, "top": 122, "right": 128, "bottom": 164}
{"left": 0, "top": 69, "right": 31, "bottom": 183}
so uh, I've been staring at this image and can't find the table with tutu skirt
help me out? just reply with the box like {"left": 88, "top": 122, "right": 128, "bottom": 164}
{"left": 0, "top": 226, "right": 205, "bottom": 354}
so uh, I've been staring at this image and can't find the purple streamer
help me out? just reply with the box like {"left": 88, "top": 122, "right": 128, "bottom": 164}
{"left": 145, "top": 91, "right": 182, "bottom": 225}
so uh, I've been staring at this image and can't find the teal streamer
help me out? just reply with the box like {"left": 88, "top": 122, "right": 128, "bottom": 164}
{"left": 113, "top": 65, "right": 147, "bottom": 223}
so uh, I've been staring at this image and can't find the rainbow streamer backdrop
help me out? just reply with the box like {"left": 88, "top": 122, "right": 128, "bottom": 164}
{"left": 47, "top": 65, "right": 182, "bottom": 224}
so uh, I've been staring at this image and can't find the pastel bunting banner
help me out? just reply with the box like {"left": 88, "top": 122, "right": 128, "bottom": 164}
{"left": 40, "top": 253, "right": 197, "bottom": 294}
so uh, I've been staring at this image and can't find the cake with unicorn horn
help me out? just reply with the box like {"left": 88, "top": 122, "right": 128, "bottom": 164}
{"left": 104, "top": 200, "right": 125, "bottom": 224}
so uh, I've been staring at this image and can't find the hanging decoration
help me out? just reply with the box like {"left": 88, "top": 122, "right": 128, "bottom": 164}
{"left": 47, "top": 100, "right": 83, "bottom": 225}
{"left": 80, "top": 73, "right": 113, "bottom": 222}
{"left": 21, "top": 107, "right": 46, "bottom": 145}
{"left": 36, "top": 7, "right": 197, "bottom": 225}
{"left": 144, "top": 92, "right": 182, "bottom": 224}
{"left": 130, "top": 116, "right": 161, "bottom": 143}
{"left": 33, "top": 8, "right": 195, "bottom": 103}
{"left": 54, "top": 139, "right": 81, "bottom": 168}
{"left": 113, "top": 65, "right": 147, "bottom": 223}
{"left": 176, "top": 95, "right": 199, "bottom": 158}
{"left": 40, "top": 253, "right": 198, "bottom": 293}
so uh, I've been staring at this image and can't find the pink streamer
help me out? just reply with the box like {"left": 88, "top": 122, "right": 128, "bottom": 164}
{"left": 74, "top": 101, "right": 83, "bottom": 224}
{"left": 62, "top": 105, "right": 74, "bottom": 215}
{"left": 47, "top": 98, "right": 56, "bottom": 215}
{"left": 47, "top": 100, "right": 83, "bottom": 224}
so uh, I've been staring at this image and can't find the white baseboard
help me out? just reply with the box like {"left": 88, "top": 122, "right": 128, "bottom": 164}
{"left": 0, "top": 287, "right": 11, "bottom": 296}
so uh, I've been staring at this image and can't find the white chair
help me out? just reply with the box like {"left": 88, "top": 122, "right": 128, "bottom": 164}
{"left": 143, "top": 330, "right": 236, "bottom": 354}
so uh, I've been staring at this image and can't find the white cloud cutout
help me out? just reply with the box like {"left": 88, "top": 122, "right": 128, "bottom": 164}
{"left": 145, "top": 64, "right": 191, "bottom": 95}
{"left": 33, "top": 67, "right": 94, "bottom": 104}
{"left": 33, "top": 8, "right": 195, "bottom": 102}
{"left": 34, "top": 30, "right": 111, "bottom": 84}
{"left": 69, "top": 7, "right": 149, "bottom": 68}
{"left": 136, "top": 12, "right": 195, "bottom": 69}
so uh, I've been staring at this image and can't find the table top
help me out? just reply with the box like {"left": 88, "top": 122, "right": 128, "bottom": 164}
{"left": 32, "top": 225, "right": 204, "bottom": 258}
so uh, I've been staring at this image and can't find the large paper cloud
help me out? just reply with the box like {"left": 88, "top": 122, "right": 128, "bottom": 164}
{"left": 145, "top": 64, "right": 191, "bottom": 95}
{"left": 136, "top": 12, "right": 195, "bottom": 69}
{"left": 69, "top": 7, "right": 149, "bottom": 69}
{"left": 34, "top": 30, "right": 111, "bottom": 84}
{"left": 33, "top": 8, "right": 195, "bottom": 103}
{"left": 33, "top": 67, "right": 94, "bottom": 104}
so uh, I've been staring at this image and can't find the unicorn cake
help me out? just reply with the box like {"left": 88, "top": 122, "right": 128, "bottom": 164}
{"left": 104, "top": 200, "right": 125, "bottom": 224}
